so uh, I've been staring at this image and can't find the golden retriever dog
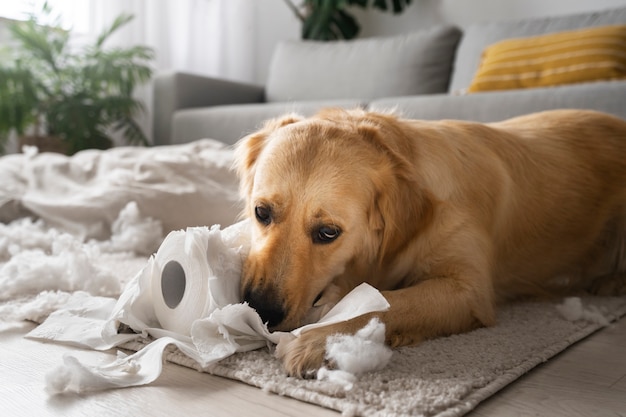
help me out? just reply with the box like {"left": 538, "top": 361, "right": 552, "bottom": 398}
{"left": 234, "top": 108, "right": 626, "bottom": 377}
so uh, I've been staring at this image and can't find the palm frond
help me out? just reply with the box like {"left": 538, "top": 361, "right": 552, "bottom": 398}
{"left": 96, "top": 13, "right": 135, "bottom": 48}
{"left": 0, "top": 67, "right": 39, "bottom": 136}
{"left": 9, "top": 20, "right": 69, "bottom": 72}
{"left": 113, "top": 117, "right": 150, "bottom": 146}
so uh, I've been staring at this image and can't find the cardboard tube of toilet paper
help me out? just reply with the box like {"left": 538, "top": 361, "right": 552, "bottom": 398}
{"left": 151, "top": 228, "right": 213, "bottom": 335}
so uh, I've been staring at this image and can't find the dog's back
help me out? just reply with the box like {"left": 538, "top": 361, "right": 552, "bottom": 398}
{"left": 459, "top": 110, "right": 626, "bottom": 297}
{"left": 323, "top": 109, "right": 626, "bottom": 298}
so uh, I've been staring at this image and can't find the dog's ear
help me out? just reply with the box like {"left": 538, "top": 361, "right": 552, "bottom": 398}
{"left": 233, "top": 113, "right": 303, "bottom": 198}
{"left": 358, "top": 120, "right": 435, "bottom": 265}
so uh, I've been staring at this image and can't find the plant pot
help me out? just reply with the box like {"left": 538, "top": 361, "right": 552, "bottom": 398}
{"left": 19, "top": 135, "right": 70, "bottom": 154}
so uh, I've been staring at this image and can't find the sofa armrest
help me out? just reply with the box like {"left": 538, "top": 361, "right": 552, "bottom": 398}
{"left": 152, "top": 72, "right": 265, "bottom": 146}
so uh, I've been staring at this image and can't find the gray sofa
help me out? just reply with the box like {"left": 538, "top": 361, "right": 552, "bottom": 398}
{"left": 153, "top": 6, "right": 626, "bottom": 146}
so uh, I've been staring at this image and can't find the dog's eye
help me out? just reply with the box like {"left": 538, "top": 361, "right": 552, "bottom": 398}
{"left": 314, "top": 226, "right": 341, "bottom": 244}
{"left": 255, "top": 206, "right": 272, "bottom": 225}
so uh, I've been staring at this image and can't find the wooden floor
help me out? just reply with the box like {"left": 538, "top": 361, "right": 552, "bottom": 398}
{"left": 1, "top": 317, "right": 625, "bottom": 417}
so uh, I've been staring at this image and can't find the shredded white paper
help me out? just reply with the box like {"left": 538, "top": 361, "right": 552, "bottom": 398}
{"left": 556, "top": 297, "right": 610, "bottom": 326}
{"left": 317, "top": 318, "right": 393, "bottom": 390}
{"left": 0, "top": 290, "right": 72, "bottom": 323}
{"left": 0, "top": 217, "right": 62, "bottom": 261}
{"left": 95, "top": 202, "right": 163, "bottom": 255}
{"left": 36, "top": 281, "right": 390, "bottom": 394}
{"left": 0, "top": 202, "right": 162, "bottom": 316}
{"left": 0, "top": 234, "right": 121, "bottom": 301}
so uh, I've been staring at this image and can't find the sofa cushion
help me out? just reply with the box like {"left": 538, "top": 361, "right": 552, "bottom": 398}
{"left": 467, "top": 25, "right": 626, "bottom": 93}
{"left": 369, "top": 81, "right": 626, "bottom": 123}
{"left": 265, "top": 25, "right": 462, "bottom": 102}
{"left": 171, "top": 99, "right": 365, "bottom": 145}
{"left": 450, "top": 6, "right": 626, "bottom": 94}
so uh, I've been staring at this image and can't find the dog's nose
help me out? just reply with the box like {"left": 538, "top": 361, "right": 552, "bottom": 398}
{"left": 243, "top": 286, "right": 285, "bottom": 328}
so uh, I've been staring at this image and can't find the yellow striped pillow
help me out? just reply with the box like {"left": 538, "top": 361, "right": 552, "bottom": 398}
{"left": 467, "top": 25, "right": 626, "bottom": 93}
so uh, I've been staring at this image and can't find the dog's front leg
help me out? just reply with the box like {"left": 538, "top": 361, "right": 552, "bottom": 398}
{"left": 379, "top": 275, "right": 496, "bottom": 347}
{"left": 279, "top": 271, "right": 496, "bottom": 377}
{"left": 277, "top": 313, "right": 377, "bottom": 378}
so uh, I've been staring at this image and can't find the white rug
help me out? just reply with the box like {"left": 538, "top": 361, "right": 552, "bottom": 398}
{"left": 121, "top": 296, "right": 626, "bottom": 417}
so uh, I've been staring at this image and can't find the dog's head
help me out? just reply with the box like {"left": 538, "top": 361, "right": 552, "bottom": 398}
{"left": 234, "top": 108, "right": 433, "bottom": 330}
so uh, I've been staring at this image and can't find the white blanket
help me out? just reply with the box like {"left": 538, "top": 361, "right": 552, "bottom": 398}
{"left": 0, "top": 140, "right": 241, "bottom": 239}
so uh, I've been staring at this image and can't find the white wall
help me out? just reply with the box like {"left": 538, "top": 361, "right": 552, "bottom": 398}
{"left": 253, "top": 0, "right": 300, "bottom": 84}
{"left": 0, "top": 17, "right": 14, "bottom": 44}
{"left": 253, "top": 0, "right": 626, "bottom": 84}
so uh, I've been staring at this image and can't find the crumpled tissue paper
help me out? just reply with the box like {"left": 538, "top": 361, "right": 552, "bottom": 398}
{"left": 27, "top": 220, "right": 390, "bottom": 394}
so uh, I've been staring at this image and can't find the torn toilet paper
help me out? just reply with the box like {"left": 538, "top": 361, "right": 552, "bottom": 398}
{"left": 317, "top": 317, "right": 393, "bottom": 390}
{"left": 28, "top": 220, "right": 390, "bottom": 394}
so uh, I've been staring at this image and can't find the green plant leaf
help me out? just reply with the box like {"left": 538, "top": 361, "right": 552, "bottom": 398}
{"left": 348, "top": 0, "right": 369, "bottom": 8}
{"left": 333, "top": 10, "right": 360, "bottom": 40}
{"left": 0, "top": 4, "right": 154, "bottom": 154}
{"left": 303, "top": 0, "right": 361, "bottom": 40}
{"left": 298, "top": 0, "right": 412, "bottom": 41}
{"left": 372, "top": 0, "right": 412, "bottom": 13}
{"left": 113, "top": 116, "right": 150, "bottom": 147}
{"left": 96, "top": 13, "right": 135, "bottom": 48}
{"left": 9, "top": 20, "right": 69, "bottom": 73}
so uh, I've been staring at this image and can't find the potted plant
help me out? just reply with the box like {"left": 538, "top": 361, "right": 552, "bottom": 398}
{"left": 283, "top": 0, "right": 413, "bottom": 41}
{"left": 0, "top": 4, "right": 154, "bottom": 154}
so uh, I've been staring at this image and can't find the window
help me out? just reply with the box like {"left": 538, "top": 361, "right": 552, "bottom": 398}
{"left": 0, "top": 0, "right": 89, "bottom": 32}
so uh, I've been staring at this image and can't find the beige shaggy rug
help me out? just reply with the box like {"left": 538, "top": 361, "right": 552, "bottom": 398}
{"left": 121, "top": 296, "right": 626, "bottom": 417}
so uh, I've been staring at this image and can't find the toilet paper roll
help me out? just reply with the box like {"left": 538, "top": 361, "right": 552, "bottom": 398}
{"left": 151, "top": 224, "right": 247, "bottom": 336}
{"left": 151, "top": 228, "right": 211, "bottom": 335}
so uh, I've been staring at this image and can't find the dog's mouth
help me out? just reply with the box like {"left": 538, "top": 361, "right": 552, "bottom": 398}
{"left": 243, "top": 278, "right": 343, "bottom": 330}
{"left": 312, "top": 291, "right": 324, "bottom": 307}
{"left": 300, "top": 284, "right": 342, "bottom": 326}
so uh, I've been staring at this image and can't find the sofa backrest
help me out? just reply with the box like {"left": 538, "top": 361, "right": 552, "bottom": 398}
{"left": 265, "top": 25, "right": 461, "bottom": 103}
{"left": 449, "top": 6, "right": 626, "bottom": 94}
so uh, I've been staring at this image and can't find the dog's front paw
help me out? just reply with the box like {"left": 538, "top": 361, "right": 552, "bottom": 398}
{"left": 276, "top": 328, "right": 331, "bottom": 378}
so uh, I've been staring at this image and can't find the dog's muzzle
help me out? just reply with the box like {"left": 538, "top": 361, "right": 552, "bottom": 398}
{"left": 243, "top": 285, "right": 285, "bottom": 328}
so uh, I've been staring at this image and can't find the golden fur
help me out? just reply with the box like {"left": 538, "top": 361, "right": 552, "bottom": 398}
{"left": 234, "top": 108, "right": 626, "bottom": 377}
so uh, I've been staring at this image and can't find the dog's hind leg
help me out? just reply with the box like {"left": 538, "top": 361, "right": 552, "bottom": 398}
{"left": 586, "top": 209, "right": 626, "bottom": 296}
{"left": 587, "top": 243, "right": 626, "bottom": 296}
